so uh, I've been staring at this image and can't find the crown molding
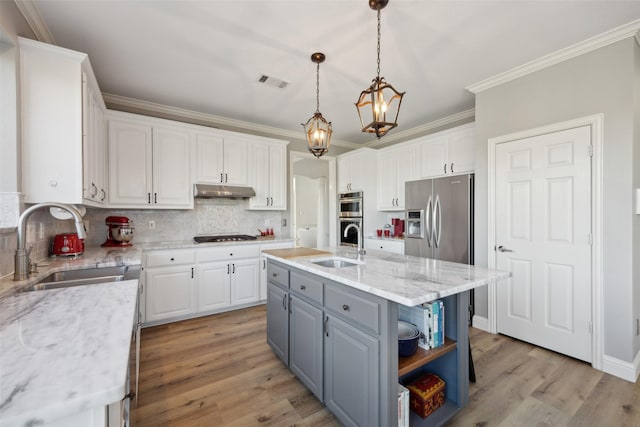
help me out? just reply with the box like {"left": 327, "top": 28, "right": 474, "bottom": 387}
{"left": 14, "top": 0, "right": 55, "bottom": 44}
{"left": 103, "top": 93, "right": 362, "bottom": 149}
{"left": 358, "top": 108, "right": 476, "bottom": 147}
{"left": 467, "top": 19, "right": 640, "bottom": 94}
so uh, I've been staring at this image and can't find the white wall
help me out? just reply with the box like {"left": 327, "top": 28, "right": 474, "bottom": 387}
{"left": 474, "top": 38, "right": 638, "bottom": 362}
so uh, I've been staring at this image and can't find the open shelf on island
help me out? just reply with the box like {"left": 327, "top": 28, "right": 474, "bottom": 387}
{"left": 398, "top": 337, "right": 457, "bottom": 377}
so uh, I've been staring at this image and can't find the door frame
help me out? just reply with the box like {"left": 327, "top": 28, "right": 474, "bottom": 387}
{"left": 289, "top": 151, "right": 337, "bottom": 247}
{"left": 486, "top": 114, "right": 603, "bottom": 370}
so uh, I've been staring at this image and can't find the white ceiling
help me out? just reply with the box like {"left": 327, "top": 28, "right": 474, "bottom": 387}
{"left": 28, "top": 0, "right": 640, "bottom": 146}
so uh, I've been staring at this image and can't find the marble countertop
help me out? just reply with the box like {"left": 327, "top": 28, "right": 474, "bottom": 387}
{"left": 0, "top": 279, "right": 138, "bottom": 426}
{"left": 0, "top": 246, "right": 142, "bottom": 299}
{"left": 140, "top": 237, "right": 295, "bottom": 251}
{"left": 263, "top": 247, "right": 510, "bottom": 306}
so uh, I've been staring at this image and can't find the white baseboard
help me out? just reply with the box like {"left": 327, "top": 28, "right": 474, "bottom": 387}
{"left": 602, "top": 351, "right": 640, "bottom": 383}
{"left": 472, "top": 315, "right": 490, "bottom": 332}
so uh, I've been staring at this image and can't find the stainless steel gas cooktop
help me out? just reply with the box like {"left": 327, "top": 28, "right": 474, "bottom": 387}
{"left": 193, "top": 234, "right": 258, "bottom": 244}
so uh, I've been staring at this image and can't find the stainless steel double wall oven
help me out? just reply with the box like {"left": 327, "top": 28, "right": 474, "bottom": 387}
{"left": 338, "top": 191, "right": 363, "bottom": 247}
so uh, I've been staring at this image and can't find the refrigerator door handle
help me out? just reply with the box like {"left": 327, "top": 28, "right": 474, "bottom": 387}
{"left": 434, "top": 195, "right": 442, "bottom": 248}
{"left": 425, "top": 196, "right": 433, "bottom": 247}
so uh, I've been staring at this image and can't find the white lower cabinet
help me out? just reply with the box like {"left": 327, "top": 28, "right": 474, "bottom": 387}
{"left": 364, "top": 238, "right": 405, "bottom": 255}
{"left": 230, "top": 258, "right": 260, "bottom": 305}
{"left": 145, "top": 264, "right": 196, "bottom": 323}
{"left": 143, "top": 243, "right": 293, "bottom": 326}
{"left": 197, "top": 261, "right": 232, "bottom": 311}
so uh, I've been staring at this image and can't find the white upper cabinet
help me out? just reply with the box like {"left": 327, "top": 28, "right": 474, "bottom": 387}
{"left": 248, "top": 139, "right": 289, "bottom": 210}
{"left": 107, "top": 112, "right": 192, "bottom": 208}
{"left": 337, "top": 148, "right": 376, "bottom": 193}
{"left": 417, "top": 123, "right": 475, "bottom": 178}
{"left": 377, "top": 144, "right": 416, "bottom": 211}
{"left": 19, "top": 37, "right": 107, "bottom": 206}
{"left": 195, "top": 132, "right": 248, "bottom": 185}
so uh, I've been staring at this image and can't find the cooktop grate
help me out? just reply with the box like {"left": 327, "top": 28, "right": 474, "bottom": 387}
{"left": 193, "top": 234, "right": 258, "bottom": 243}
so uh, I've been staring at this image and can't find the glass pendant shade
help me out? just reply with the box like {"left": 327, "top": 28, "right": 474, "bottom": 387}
{"left": 355, "top": 76, "right": 404, "bottom": 138}
{"left": 303, "top": 112, "right": 332, "bottom": 158}
{"left": 302, "top": 52, "right": 332, "bottom": 158}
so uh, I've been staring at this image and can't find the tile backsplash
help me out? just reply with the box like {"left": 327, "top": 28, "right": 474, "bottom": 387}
{"left": 0, "top": 198, "right": 288, "bottom": 278}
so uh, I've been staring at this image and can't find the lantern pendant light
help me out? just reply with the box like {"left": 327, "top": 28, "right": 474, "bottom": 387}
{"left": 355, "top": 0, "right": 405, "bottom": 139}
{"left": 302, "top": 52, "right": 332, "bottom": 158}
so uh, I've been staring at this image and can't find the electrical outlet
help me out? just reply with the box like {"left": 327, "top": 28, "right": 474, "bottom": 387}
{"left": 148, "top": 220, "right": 156, "bottom": 230}
{"left": 264, "top": 219, "right": 271, "bottom": 227}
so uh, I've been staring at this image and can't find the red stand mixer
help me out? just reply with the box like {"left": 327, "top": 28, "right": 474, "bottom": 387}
{"left": 102, "top": 216, "right": 135, "bottom": 247}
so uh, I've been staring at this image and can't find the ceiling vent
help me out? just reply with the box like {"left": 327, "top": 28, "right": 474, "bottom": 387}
{"left": 257, "top": 74, "right": 289, "bottom": 89}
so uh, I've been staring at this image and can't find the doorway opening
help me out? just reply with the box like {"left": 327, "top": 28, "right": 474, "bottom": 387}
{"left": 290, "top": 152, "right": 336, "bottom": 248}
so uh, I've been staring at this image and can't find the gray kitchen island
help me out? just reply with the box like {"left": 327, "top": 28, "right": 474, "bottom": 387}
{"left": 263, "top": 247, "right": 510, "bottom": 427}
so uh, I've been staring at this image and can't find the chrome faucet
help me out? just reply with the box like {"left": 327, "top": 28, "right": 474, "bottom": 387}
{"left": 14, "top": 202, "right": 86, "bottom": 281}
{"left": 344, "top": 223, "right": 366, "bottom": 256}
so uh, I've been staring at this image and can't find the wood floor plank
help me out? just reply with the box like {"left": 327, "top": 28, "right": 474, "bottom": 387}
{"left": 132, "top": 308, "right": 638, "bottom": 427}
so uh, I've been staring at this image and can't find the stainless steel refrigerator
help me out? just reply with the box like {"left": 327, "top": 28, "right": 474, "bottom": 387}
{"left": 404, "top": 174, "right": 474, "bottom": 264}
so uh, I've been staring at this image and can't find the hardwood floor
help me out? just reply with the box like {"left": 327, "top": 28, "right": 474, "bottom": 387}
{"left": 132, "top": 306, "right": 640, "bottom": 426}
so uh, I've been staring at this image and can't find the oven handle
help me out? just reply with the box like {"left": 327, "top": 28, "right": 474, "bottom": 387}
{"left": 339, "top": 197, "right": 363, "bottom": 203}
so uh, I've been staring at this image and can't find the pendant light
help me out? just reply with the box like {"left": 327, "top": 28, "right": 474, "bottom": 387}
{"left": 302, "top": 52, "right": 332, "bottom": 158}
{"left": 355, "top": 0, "right": 405, "bottom": 139}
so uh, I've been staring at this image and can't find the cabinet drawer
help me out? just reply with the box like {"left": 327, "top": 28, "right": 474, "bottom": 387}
{"left": 325, "top": 284, "right": 380, "bottom": 334}
{"left": 290, "top": 271, "right": 323, "bottom": 306}
{"left": 145, "top": 249, "right": 196, "bottom": 267}
{"left": 197, "top": 245, "right": 261, "bottom": 262}
{"left": 267, "top": 262, "right": 289, "bottom": 288}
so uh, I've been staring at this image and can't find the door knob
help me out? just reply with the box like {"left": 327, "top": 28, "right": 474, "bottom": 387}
{"left": 497, "top": 245, "right": 514, "bottom": 252}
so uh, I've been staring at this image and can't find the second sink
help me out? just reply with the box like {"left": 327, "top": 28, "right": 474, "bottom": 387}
{"left": 309, "top": 257, "right": 363, "bottom": 269}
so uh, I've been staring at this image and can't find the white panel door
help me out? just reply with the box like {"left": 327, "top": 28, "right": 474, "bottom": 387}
{"left": 222, "top": 136, "right": 248, "bottom": 185}
{"left": 197, "top": 261, "right": 231, "bottom": 312}
{"left": 495, "top": 125, "right": 592, "bottom": 362}
{"left": 195, "top": 132, "right": 224, "bottom": 183}
{"left": 230, "top": 258, "right": 260, "bottom": 305}
{"left": 269, "top": 143, "right": 288, "bottom": 209}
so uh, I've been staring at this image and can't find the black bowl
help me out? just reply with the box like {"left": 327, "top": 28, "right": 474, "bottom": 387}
{"left": 398, "top": 321, "right": 420, "bottom": 357}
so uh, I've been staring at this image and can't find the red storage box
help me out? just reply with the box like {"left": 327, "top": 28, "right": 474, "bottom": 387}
{"left": 406, "top": 373, "right": 446, "bottom": 418}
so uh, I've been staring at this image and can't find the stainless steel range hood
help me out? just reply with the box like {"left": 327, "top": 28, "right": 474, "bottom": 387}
{"left": 194, "top": 183, "right": 256, "bottom": 199}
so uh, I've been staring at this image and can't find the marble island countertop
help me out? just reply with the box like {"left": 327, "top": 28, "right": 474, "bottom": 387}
{"left": 263, "top": 247, "right": 510, "bottom": 306}
{"left": 0, "top": 279, "right": 138, "bottom": 426}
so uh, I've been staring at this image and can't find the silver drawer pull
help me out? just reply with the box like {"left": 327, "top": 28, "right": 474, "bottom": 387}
{"left": 342, "top": 304, "right": 349, "bottom": 311}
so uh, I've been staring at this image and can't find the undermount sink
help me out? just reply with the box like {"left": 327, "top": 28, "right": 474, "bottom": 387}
{"left": 309, "top": 257, "right": 363, "bottom": 269}
{"left": 21, "top": 265, "right": 140, "bottom": 292}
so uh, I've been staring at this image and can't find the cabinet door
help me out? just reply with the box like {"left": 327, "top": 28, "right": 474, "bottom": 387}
{"left": 222, "top": 136, "right": 248, "bottom": 185}
{"left": 195, "top": 132, "right": 224, "bottom": 183}
{"left": 145, "top": 266, "right": 196, "bottom": 323}
{"left": 448, "top": 127, "right": 475, "bottom": 174}
{"left": 259, "top": 256, "right": 268, "bottom": 300}
{"left": 108, "top": 119, "right": 152, "bottom": 205}
{"left": 266, "top": 283, "right": 289, "bottom": 365}
{"left": 418, "top": 136, "right": 449, "bottom": 178}
{"left": 230, "top": 258, "right": 260, "bottom": 305}
{"left": 152, "top": 127, "right": 192, "bottom": 207}
{"left": 197, "top": 261, "right": 231, "bottom": 312}
{"left": 377, "top": 154, "right": 396, "bottom": 210}
{"left": 393, "top": 145, "right": 415, "bottom": 210}
{"left": 268, "top": 144, "right": 288, "bottom": 209}
{"left": 290, "top": 296, "right": 323, "bottom": 400}
{"left": 248, "top": 142, "right": 270, "bottom": 209}
{"left": 349, "top": 157, "right": 365, "bottom": 192}
{"left": 325, "top": 314, "right": 379, "bottom": 427}
{"left": 337, "top": 156, "right": 351, "bottom": 192}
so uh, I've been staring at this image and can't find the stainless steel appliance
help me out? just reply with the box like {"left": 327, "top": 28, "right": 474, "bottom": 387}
{"left": 193, "top": 234, "right": 258, "bottom": 243}
{"left": 338, "top": 191, "right": 363, "bottom": 218}
{"left": 405, "top": 174, "right": 474, "bottom": 264}
{"left": 339, "top": 217, "right": 363, "bottom": 248}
